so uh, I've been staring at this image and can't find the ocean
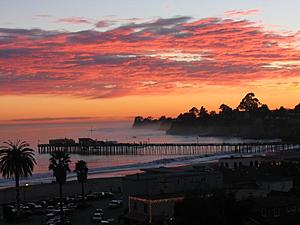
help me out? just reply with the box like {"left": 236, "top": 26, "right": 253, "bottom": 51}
{"left": 0, "top": 120, "right": 265, "bottom": 188}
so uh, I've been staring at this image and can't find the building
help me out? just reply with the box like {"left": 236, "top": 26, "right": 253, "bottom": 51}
{"left": 253, "top": 196, "right": 300, "bottom": 220}
{"left": 49, "top": 138, "right": 75, "bottom": 145}
{"left": 122, "top": 166, "right": 223, "bottom": 205}
{"left": 78, "top": 138, "right": 96, "bottom": 145}
{"left": 124, "top": 194, "right": 184, "bottom": 225}
{"left": 234, "top": 188, "right": 269, "bottom": 201}
{"left": 0, "top": 205, "right": 3, "bottom": 224}
{"left": 256, "top": 176, "right": 293, "bottom": 193}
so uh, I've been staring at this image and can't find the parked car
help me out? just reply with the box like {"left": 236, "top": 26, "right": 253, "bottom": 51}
{"left": 86, "top": 193, "right": 97, "bottom": 201}
{"left": 67, "top": 203, "right": 78, "bottom": 210}
{"left": 108, "top": 200, "right": 122, "bottom": 209}
{"left": 47, "top": 205, "right": 55, "bottom": 213}
{"left": 92, "top": 212, "right": 102, "bottom": 222}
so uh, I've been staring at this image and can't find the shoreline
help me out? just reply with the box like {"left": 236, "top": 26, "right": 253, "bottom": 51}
{"left": 0, "top": 151, "right": 239, "bottom": 190}
{"left": 0, "top": 152, "right": 242, "bottom": 205}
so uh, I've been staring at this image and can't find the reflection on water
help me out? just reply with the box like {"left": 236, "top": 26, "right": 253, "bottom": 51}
{"left": 0, "top": 120, "right": 259, "bottom": 175}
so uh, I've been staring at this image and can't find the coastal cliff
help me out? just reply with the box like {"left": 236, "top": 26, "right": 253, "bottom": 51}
{"left": 167, "top": 118, "right": 300, "bottom": 140}
{"left": 132, "top": 116, "right": 173, "bottom": 130}
{"left": 132, "top": 93, "right": 300, "bottom": 141}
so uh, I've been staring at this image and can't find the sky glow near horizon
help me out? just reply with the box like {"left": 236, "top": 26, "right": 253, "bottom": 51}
{"left": 0, "top": 0, "right": 300, "bottom": 122}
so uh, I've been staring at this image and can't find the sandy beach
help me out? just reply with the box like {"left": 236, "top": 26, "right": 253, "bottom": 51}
{"left": 0, "top": 177, "right": 122, "bottom": 204}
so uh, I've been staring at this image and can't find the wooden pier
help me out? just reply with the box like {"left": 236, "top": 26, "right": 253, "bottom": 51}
{"left": 38, "top": 142, "right": 300, "bottom": 156}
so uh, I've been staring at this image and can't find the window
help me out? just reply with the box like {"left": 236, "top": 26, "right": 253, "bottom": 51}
{"left": 239, "top": 162, "right": 242, "bottom": 167}
{"left": 225, "top": 163, "right": 229, "bottom": 168}
{"left": 234, "top": 162, "right": 237, "bottom": 168}
{"left": 250, "top": 161, "right": 253, "bottom": 167}
{"left": 134, "top": 202, "right": 137, "bottom": 210}
{"left": 143, "top": 203, "right": 148, "bottom": 213}
{"left": 261, "top": 208, "right": 266, "bottom": 217}
{"left": 274, "top": 208, "right": 280, "bottom": 217}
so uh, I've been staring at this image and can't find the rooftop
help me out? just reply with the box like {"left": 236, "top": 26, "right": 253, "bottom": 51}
{"left": 129, "top": 193, "right": 184, "bottom": 201}
{"left": 124, "top": 166, "right": 221, "bottom": 181}
{"left": 254, "top": 196, "right": 300, "bottom": 208}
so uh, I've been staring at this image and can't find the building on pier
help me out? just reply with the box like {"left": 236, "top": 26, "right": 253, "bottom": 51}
{"left": 49, "top": 138, "right": 75, "bottom": 145}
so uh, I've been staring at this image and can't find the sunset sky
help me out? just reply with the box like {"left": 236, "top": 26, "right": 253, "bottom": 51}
{"left": 1, "top": 0, "right": 300, "bottom": 123}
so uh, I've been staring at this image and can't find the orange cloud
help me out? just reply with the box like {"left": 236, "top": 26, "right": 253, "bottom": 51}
{"left": 0, "top": 16, "right": 300, "bottom": 100}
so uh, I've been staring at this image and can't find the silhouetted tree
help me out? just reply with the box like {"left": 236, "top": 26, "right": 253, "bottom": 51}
{"left": 159, "top": 116, "right": 167, "bottom": 121}
{"left": 209, "top": 111, "right": 217, "bottom": 118}
{"left": 294, "top": 103, "right": 300, "bottom": 113}
{"left": 74, "top": 160, "right": 88, "bottom": 202}
{"left": 189, "top": 107, "right": 199, "bottom": 116}
{"left": 134, "top": 116, "right": 143, "bottom": 123}
{"left": 0, "top": 140, "right": 36, "bottom": 212}
{"left": 49, "top": 151, "right": 71, "bottom": 222}
{"left": 273, "top": 106, "right": 288, "bottom": 117}
{"left": 237, "top": 92, "right": 261, "bottom": 112}
{"left": 199, "top": 106, "right": 209, "bottom": 119}
{"left": 257, "top": 104, "right": 270, "bottom": 117}
{"left": 219, "top": 104, "right": 233, "bottom": 118}
{"left": 177, "top": 112, "right": 197, "bottom": 123}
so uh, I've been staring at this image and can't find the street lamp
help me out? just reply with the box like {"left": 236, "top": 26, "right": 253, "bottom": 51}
{"left": 24, "top": 183, "right": 29, "bottom": 202}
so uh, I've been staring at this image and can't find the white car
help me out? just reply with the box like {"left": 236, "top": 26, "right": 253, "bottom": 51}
{"left": 46, "top": 205, "right": 55, "bottom": 213}
{"left": 92, "top": 213, "right": 102, "bottom": 222}
{"left": 108, "top": 200, "right": 122, "bottom": 209}
{"left": 95, "top": 208, "right": 104, "bottom": 213}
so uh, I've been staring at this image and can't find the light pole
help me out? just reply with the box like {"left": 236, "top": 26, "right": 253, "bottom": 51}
{"left": 23, "top": 183, "right": 29, "bottom": 202}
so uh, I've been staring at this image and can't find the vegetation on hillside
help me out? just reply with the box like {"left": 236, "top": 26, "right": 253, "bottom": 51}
{"left": 133, "top": 93, "right": 300, "bottom": 141}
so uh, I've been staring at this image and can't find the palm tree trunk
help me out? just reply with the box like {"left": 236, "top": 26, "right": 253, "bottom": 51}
{"left": 15, "top": 173, "right": 20, "bottom": 212}
{"left": 81, "top": 182, "right": 85, "bottom": 202}
{"left": 59, "top": 183, "right": 64, "bottom": 223}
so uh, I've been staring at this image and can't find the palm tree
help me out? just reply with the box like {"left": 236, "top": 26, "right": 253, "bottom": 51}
{"left": 74, "top": 160, "right": 88, "bottom": 202}
{"left": 0, "top": 140, "right": 36, "bottom": 211}
{"left": 49, "top": 151, "right": 71, "bottom": 222}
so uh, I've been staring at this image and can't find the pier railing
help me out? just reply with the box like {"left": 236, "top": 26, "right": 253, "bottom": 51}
{"left": 38, "top": 142, "right": 300, "bottom": 156}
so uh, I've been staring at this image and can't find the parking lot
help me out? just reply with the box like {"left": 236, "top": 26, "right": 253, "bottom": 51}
{"left": 6, "top": 192, "right": 124, "bottom": 225}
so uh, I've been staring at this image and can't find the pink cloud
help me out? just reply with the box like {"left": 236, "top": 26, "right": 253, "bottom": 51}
{"left": 225, "top": 9, "right": 260, "bottom": 17}
{"left": 95, "top": 20, "right": 115, "bottom": 28}
{"left": 56, "top": 17, "right": 93, "bottom": 25}
{"left": 0, "top": 16, "right": 299, "bottom": 99}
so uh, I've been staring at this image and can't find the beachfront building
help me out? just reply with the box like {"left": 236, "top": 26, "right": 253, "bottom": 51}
{"left": 251, "top": 196, "right": 300, "bottom": 224}
{"left": 256, "top": 176, "right": 293, "bottom": 193}
{"left": 122, "top": 166, "right": 223, "bottom": 205}
{"left": 0, "top": 205, "right": 4, "bottom": 224}
{"left": 219, "top": 155, "right": 263, "bottom": 169}
{"left": 124, "top": 194, "right": 184, "bottom": 225}
{"left": 234, "top": 187, "right": 269, "bottom": 201}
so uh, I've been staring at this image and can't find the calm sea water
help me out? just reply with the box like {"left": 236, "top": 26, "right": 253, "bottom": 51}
{"left": 0, "top": 120, "right": 265, "bottom": 187}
